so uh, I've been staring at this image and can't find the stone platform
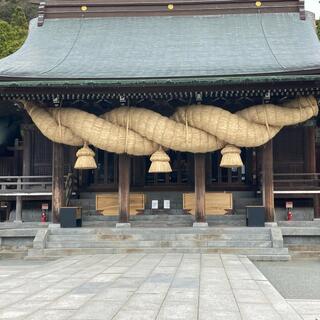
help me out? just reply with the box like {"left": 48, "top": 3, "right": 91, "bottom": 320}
{"left": 27, "top": 226, "right": 289, "bottom": 261}
{"left": 0, "top": 254, "right": 305, "bottom": 320}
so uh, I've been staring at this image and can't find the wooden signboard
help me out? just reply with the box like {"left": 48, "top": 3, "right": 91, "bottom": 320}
{"left": 183, "top": 192, "right": 233, "bottom": 215}
{"left": 96, "top": 193, "right": 144, "bottom": 216}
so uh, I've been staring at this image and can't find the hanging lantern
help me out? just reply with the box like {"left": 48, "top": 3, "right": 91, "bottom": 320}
{"left": 148, "top": 147, "right": 172, "bottom": 173}
{"left": 74, "top": 142, "right": 97, "bottom": 170}
{"left": 220, "top": 145, "right": 243, "bottom": 168}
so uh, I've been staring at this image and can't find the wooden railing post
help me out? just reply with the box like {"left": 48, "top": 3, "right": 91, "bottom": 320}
{"left": 14, "top": 196, "right": 22, "bottom": 223}
{"left": 17, "top": 177, "right": 22, "bottom": 191}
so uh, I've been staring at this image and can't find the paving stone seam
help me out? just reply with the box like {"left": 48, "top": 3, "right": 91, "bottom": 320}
{"left": 109, "top": 253, "right": 167, "bottom": 320}
{"left": 70, "top": 253, "right": 148, "bottom": 319}
{"left": 152, "top": 253, "right": 184, "bottom": 320}
{"left": 0, "top": 255, "right": 94, "bottom": 311}
{"left": 220, "top": 255, "right": 244, "bottom": 320}
{"left": 196, "top": 253, "right": 202, "bottom": 320}
{"left": 241, "top": 257, "right": 299, "bottom": 320}
{"left": 24, "top": 254, "right": 130, "bottom": 319}
{"left": 286, "top": 299, "right": 320, "bottom": 319}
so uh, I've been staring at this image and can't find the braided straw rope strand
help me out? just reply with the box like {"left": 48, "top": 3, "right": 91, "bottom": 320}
{"left": 22, "top": 96, "right": 318, "bottom": 156}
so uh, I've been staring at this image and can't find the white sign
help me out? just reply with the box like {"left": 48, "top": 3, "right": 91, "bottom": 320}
{"left": 286, "top": 201, "right": 293, "bottom": 209}
{"left": 151, "top": 200, "right": 158, "bottom": 209}
{"left": 164, "top": 200, "right": 170, "bottom": 209}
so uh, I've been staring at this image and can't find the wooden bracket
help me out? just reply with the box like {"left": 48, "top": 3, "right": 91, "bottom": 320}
{"left": 299, "top": 0, "right": 306, "bottom": 20}
{"left": 37, "top": 1, "right": 46, "bottom": 27}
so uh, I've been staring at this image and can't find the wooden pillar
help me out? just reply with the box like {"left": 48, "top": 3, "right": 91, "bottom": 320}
{"left": 194, "top": 153, "right": 206, "bottom": 222}
{"left": 304, "top": 126, "right": 319, "bottom": 218}
{"left": 52, "top": 142, "right": 65, "bottom": 223}
{"left": 22, "top": 125, "right": 33, "bottom": 177}
{"left": 15, "top": 196, "right": 22, "bottom": 222}
{"left": 118, "top": 154, "right": 130, "bottom": 223}
{"left": 262, "top": 140, "right": 275, "bottom": 222}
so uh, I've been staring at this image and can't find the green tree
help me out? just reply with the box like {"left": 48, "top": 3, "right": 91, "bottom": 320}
{"left": 0, "top": 6, "right": 28, "bottom": 59}
{"left": 317, "top": 20, "right": 320, "bottom": 39}
{"left": 0, "top": 0, "right": 37, "bottom": 22}
{"left": 10, "top": 6, "right": 28, "bottom": 29}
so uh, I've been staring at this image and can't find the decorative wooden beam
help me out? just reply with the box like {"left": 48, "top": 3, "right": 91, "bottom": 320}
{"left": 52, "top": 142, "right": 65, "bottom": 223}
{"left": 31, "top": 0, "right": 302, "bottom": 19}
{"left": 194, "top": 153, "right": 206, "bottom": 223}
{"left": 118, "top": 153, "right": 130, "bottom": 223}
{"left": 262, "top": 140, "right": 275, "bottom": 222}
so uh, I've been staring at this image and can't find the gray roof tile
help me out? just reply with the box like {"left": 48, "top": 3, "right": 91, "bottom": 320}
{"left": 0, "top": 13, "right": 320, "bottom": 79}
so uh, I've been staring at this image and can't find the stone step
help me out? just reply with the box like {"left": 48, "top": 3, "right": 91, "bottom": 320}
{"left": 248, "top": 254, "right": 291, "bottom": 261}
{"left": 207, "top": 240, "right": 272, "bottom": 248}
{"left": 28, "top": 246, "right": 288, "bottom": 257}
{"left": 83, "top": 214, "right": 245, "bottom": 221}
{"left": 0, "top": 250, "right": 27, "bottom": 259}
{"left": 46, "top": 239, "right": 272, "bottom": 249}
{"left": 48, "top": 235, "right": 98, "bottom": 242}
{"left": 95, "top": 232, "right": 270, "bottom": 241}
{"left": 233, "top": 197, "right": 262, "bottom": 207}
{"left": 47, "top": 232, "right": 270, "bottom": 242}
{"left": 82, "top": 222, "right": 116, "bottom": 228}
{"left": 279, "top": 221, "right": 320, "bottom": 227}
{"left": 49, "top": 228, "right": 97, "bottom": 235}
{"left": 287, "top": 245, "right": 320, "bottom": 251}
{"left": 93, "top": 227, "right": 270, "bottom": 235}
{"left": 289, "top": 251, "right": 320, "bottom": 258}
{"left": 231, "top": 191, "right": 257, "bottom": 198}
{"left": 83, "top": 222, "right": 194, "bottom": 228}
{"left": 78, "top": 192, "right": 97, "bottom": 199}
{"left": 69, "top": 200, "right": 95, "bottom": 210}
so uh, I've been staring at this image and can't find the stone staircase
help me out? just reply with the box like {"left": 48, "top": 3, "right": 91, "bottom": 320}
{"left": 82, "top": 214, "right": 246, "bottom": 228}
{"left": 70, "top": 191, "right": 261, "bottom": 218}
{"left": 69, "top": 192, "right": 96, "bottom": 216}
{"left": 27, "top": 226, "right": 290, "bottom": 261}
{"left": 280, "top": 220, "right": 320, "bottom": 258}
{"left": 232, "top": 191, "right": 262, "bottom": 215}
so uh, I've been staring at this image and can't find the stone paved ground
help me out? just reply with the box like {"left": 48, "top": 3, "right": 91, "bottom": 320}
{"left": 255, "top": 259, "right": 320, "bottom": 320}
{"left": 0, "top": 254, "right": 312, "bottom": 320}
{"left": 254, "top": 259, "right": 320, "bottom": 300}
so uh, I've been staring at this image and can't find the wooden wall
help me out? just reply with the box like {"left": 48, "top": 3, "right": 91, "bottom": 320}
{"left": 273, "top": 127, "right": 305, "bottom": 174}
{"left": 30, "top": 127, "right": 74, "bottom": 176}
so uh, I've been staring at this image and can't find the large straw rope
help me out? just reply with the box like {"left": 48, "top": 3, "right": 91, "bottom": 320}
{"left": 22, "top": 96, "right": 318, "bottom": 156}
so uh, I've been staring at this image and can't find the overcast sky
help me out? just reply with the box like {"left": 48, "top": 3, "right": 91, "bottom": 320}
{"left": 305, "top": 0, "right": 320, "bottom": 18}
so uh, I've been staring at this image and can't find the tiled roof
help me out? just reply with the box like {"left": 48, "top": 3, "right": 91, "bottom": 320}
{"left": 0, "top": 13, "right": 319, "bottom": 80}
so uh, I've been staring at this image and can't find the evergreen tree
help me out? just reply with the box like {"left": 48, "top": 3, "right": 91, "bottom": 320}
{"left": 0, "top": 6, "right": 28, "bottom": 59}
{"left": 10, "top": 6, "right": 28, "bottom": 29}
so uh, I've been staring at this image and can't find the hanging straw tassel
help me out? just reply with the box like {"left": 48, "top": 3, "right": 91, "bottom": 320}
{"left": 220, "top": 145, "right": 243, "bottom": 168}
{"left": 74, "top": 142, "right": 97, "bottom": 170}
{"left": 148, "top": 147, "right": 172, "bottom": 173}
